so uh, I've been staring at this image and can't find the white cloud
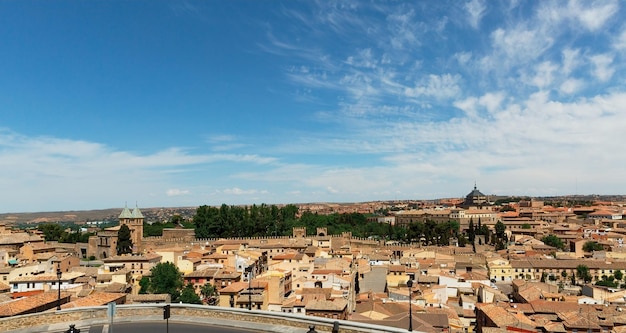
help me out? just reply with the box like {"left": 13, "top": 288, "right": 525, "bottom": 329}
{"left": 531, "top": 61, "right": 558, "bottom": 88}
{"left": 345, "top": 48, "right": 378, "bottom": 69}
{"left": 455, "top": 52, "right": 472, "bottom": 66}
{"left": 559, "top": 78, "right": 584, "bottom": 94}
{"left": 614, "top": 28, "right": 626, "bottom": 50}
{"left": 465, "top": 0, "right": 486, "bottom": 29}
{"left": 490, "top": 26, "right": 554, "bottom": 66}
{"left": 386, "top": 8, "right": 420, "bottom": 50}
{"left": 167, "top": 189, "right": 190, "bottom": 196}
{"left": 479, "top": 92, "right": 505, "bottom": 114}
{"left": 404, "top": 74, "right": 461, "bottom": 99}
{"left": 222, "top": 187, "right": 264, "bottom": 195}
{"left": 568, "top": 0, "right": 619, "bottom": 31}
{"left": 561, "top": 48, "right": 581, "bottom": 75}
{"left": 537, "top": 1, "right": 618, "bottom": 32}
{"left": 589, "top": 53, "right": 615, "bottom": 82}
{"left": 454, "top": 97, "right": 479, "bottom": 118}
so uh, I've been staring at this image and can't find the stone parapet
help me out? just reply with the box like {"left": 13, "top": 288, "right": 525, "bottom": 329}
{"left": 1, "top": 304, "right": 416, "bottom": 333}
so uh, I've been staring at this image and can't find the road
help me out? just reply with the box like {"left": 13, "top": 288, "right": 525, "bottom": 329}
{"left": 54, "top": 321, "right": 266, "bottom": 333}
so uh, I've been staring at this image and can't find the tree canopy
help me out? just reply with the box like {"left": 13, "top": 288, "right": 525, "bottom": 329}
{"left": 179, "top": 283, "right": 202, "bottom": 304}
{"left": 37, "top": 223, "right": 93, "bottom": 243}
{"left": 541, "top": 234, "right": 565, "bottom": 250}
{"left": 576, "top": 264, "right": 592, "bottom": 284}
{"left": 406, "top": 220, "right": 459, "bottom": 246}
{"left": 37, "top": 223, "right": 64, "bottom": 241}
{"left": 116, "top": 224, "right": 133, "bottom": 255}
{"left": 143, "top": 262, "right": 184, "bottom": 301}
{"left": 192, "top": 204, "right": 396, "bottom": 240}
{"left": 583, "top": 241, "right": 604, "bottom": 252}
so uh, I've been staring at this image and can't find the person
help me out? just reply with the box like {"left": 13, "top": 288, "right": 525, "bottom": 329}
{"left": 66, "top": 324, "right": 80, "bottom": 333}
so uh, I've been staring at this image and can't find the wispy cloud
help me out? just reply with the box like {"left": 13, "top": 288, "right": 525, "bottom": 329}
{"left": 4, "top": 1, "right": 626, "bottom": 211}
{"left": 590, "top": 53, "right": 615, "bottom": 82}
{"left": 222, "top": 187, "right": 267, "bottom": 195}
{"left": 404, "top": 74, "right": 462, "bottom": 100}
{"left": 167, "top": 189, "right": 190, "bottom": 196}
{"left": 465, "top": 0, "right": 486, "bottom": 29}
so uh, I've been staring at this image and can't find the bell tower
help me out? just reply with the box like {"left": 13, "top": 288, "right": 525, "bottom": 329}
{"left": 119, "top": 203, "right": 144, "bottom": 250}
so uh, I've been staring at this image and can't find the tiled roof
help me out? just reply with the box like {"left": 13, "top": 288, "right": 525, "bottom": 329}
{"left": 219, "top": 281, "right": 247, "bottom": 293}
{"left": 271, "top": 252, "right": 304, "bottom": 261}
{"left": 305, "top": 298, "right": 347, "bottom": 311}
{"left": 311, "top": 269, "right": 343, "bottom": 275}
{"left": 530, "top": 300, "right": 580, "bottom": 314}
{"left": 119, "top": 205, "right": 133, "bottom": 219}
{"left": 62, "top": 292, "right": 126, "bottom": 309}
{"left": 103, "top": 253, "right": 162, "bottom": 262}
{"left": 131, "top": 206, "right": 143, "bottom": 218}
{"left": 184, "top": 268, "right": 219, "bottom": 278}
{"left": 0, "top": 233, "right": 43, "bottom": 245}
{"left": 511, "top": 258, "right": 626, "bottom": 270}
{"left": 0, "top": 291, "right": 70, "bottom": 317}
{"left": 11, "top": 271, "right": 84, "bottom": 282}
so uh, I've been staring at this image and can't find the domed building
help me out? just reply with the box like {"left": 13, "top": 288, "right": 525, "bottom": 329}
{"left": 462, "top": 183, "right": 488, "bottom": 208}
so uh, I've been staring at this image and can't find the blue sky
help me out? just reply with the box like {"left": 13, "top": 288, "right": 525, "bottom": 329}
{"left": 1, "top": 1, "right": 626, "bottom": 213}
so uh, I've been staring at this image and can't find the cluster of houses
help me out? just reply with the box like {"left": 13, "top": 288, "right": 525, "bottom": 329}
{"left": 1, "top": 190, "right": 626, "bottom": 333}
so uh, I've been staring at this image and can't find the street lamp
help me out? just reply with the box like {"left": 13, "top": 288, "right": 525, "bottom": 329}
{"left": 407, "top": 279, "right": 414, "bottom": 332}
{"left": 245, "top": 265, "right": 253, "bottom": 310}
{"left": 56, "top": 264, "right": 62, "bottom": 310}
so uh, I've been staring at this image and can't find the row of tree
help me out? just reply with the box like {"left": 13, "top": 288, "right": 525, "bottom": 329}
{"left": 37, "top": 223, "right": 94, "bottom": 243}
{"left": 192, "top": 204, "right": 395, "bottom": 239}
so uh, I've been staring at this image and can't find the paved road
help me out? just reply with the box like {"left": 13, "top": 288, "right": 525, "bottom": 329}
{"left": 54, "top": 321, "right": 264, "bottom": 333}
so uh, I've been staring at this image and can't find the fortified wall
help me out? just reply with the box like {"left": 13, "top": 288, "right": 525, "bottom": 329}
{"left": 137, "top": 227, "right": 382, "bottom": 254}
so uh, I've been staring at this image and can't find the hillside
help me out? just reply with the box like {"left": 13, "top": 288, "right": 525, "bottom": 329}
{"left": 0, "top": 207, "right": 198, "bottom": 225}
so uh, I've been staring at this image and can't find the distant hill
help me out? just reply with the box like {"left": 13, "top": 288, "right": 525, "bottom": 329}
{"left": 1, "top": 194, "right": 624, "bottom": 226}
{"left": 0, "top": 207, "right": 198, "bottom": 225}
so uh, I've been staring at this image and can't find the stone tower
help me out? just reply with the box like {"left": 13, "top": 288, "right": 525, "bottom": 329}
{"left": 119, "top": 203, "right": 144, "bottom": 251}
{"left": 292, "top": 227, "right": 306, "bottom": 238}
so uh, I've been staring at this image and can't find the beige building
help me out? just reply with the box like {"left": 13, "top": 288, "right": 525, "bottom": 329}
{"left": 487, "top": 257, "right": 513, "bottom": 282}
{"left": 102, "top": 253, "right": 162, "bottom": 291}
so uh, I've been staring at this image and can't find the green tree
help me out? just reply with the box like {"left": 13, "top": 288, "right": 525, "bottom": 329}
{"left": 139, "top": 276, "right": 150, "bottom": 294}
{"left": 458, "top": 234, "right": 468, "bottom": 247}
{"left": 576, "top": 264, "right": 592, "bottom": 284}
{"left": 583, "top": 241, "right": 604, "bottom": 252}
{"left": 146, "top": 262, "right": 183, "bottom": 301}
{"left": 37, "top": 223, "right": 64, "bottom": 241}
{"left": 615, "top": 269, "right": 623, "bottom": 281}
{"left": 541, "top": 234, "right": 565, "bottom": 250}
{"left": 179, "top": 283, "right": 202, "bottom": 304}
{"left": 116, "top": 224, "right": 133, "bottom": 255}
{"left": 521, "top": 223, "right": 531, "bottom": 229}
{"left": 468, "top": 219, "right": 475, "bottom": 243}
{"left": 200, "top": 283, "right": 217, "bottom": 299}
{"left": 494, "top": 221, "right": 507, "bottom": 250}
